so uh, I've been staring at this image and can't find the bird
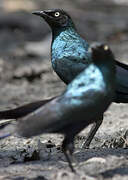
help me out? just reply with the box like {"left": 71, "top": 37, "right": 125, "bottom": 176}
{"left": 0, "top": 9, "right": 128, "bottom": 148}
{"left": 0, "top": 43, "right": 116, "bottom": 172}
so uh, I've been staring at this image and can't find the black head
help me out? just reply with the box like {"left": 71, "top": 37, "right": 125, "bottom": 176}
{"left": 32, "top": 9, "right": 74, "bottom": 29}
{"left": 90, "top": 42, "right": 114, "bottom": 63}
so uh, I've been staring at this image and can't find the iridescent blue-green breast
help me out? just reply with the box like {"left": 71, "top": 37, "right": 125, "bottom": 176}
{"left": 51, "top": 27, "right": 91, "bottom": 83}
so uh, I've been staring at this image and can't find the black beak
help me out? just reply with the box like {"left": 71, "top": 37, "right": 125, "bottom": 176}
{"left": 32, "top": 10, "right": 56, "bottom": 26}
{"left": 32, "top": 11, "right": 46, "bottom": 17}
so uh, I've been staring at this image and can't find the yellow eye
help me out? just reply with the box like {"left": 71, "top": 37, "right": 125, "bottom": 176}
{"left": 54, "top": 12, "right": 60, "bottom": 17}
{"left": 104, "top": 45, "right": 109, "bottom": 51}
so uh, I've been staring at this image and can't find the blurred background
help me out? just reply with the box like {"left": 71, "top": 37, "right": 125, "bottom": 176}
{"left": 0, "top": 0, "right": 128, "bottom": 107}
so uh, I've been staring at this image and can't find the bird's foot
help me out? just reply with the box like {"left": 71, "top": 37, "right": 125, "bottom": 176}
{"left": 63, "top": 149, "right": 76, "bottom": 173}
{"left": 62, "top": 138, "right": 76, "bottom": 173}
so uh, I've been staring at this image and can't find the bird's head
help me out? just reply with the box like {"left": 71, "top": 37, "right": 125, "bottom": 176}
{"left": 90, "top": 43, "right": 114, "bottom": 63}
{"left": 32, "top": 9, "right": 74, "bottom": 29}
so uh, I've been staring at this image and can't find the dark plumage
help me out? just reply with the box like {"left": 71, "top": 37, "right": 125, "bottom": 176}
{"left": 0, "top": 9, "right": 128, "bottom": 148}
{"left": 0, "top": 98, "right": 55, "bottom": 120}
{"left": 0, "top": 43, "right": 116, "bottom": 172}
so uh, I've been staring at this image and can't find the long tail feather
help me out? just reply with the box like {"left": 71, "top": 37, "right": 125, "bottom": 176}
{"left": 0, "top": 97, "right": 55, "bottom": 120}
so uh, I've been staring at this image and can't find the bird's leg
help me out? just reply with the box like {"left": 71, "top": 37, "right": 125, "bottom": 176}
{"left": 82, "top": 116, "right": 103, "bottom": 148}
{"left": 62, "top": 137, "right": 76, "bottom": 173}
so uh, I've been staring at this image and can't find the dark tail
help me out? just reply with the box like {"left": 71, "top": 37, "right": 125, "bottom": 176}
{"left": 0, "top": 121, "right": 15, "bottom": 139}
{"left": 116, "top": 60, "right": 128, "bottom": 70}
{"left": 0, "top": 97, "right": 56, "bottom": 138}
{"left": 115, "top": 60, "right": 128, "bottom": 103}
{"left": 0, "top": 97, "right": 55, "bottom": 120}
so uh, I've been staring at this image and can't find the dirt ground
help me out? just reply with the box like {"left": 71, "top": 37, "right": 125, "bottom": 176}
{"left": 0, "top": 0, "right": 128, "bottom": 179}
